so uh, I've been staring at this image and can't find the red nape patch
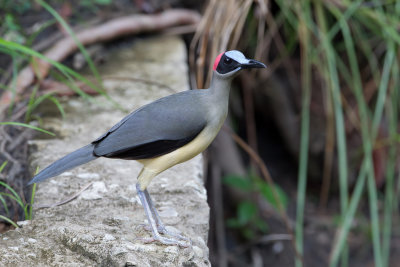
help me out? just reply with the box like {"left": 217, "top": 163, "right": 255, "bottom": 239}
{"left": 213, "top": 52, "right": 224, "bottom": 70}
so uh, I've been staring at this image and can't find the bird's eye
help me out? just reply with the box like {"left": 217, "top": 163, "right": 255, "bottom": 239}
{"left": 224, "top": 57, "right": 232, "bottom": 64}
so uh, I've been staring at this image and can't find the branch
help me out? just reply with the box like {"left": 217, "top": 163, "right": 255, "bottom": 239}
{"left": 1, "top": 9, "right": 201, "bottom": 109}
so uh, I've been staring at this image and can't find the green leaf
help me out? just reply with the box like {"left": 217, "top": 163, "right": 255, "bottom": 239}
{"left": 237, "top": 201, "right": 256, "bottom": 225}
{"left": 258, "top": 182, "right": 288, "bottom": 210}
{"left": 5, "top": 14, "right": 20, "bottom": 31}
{"left": 95, "top": 0, "right": 112, "bottom": 5}
{"left": 223, "top": 174, "right": 253, "bottom": 191}
{"left": 254, "top": 218, "right": 268, "bottom": 233}
{"left": 226, "top": 218, "right": 241, "bottom": 228}
{"left": 242, "top": 228, "right": 255, "bottom": 240}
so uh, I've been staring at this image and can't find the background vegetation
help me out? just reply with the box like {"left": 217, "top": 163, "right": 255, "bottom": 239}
{"left": 0, "top": 0, "right": 399, "bottom": 266}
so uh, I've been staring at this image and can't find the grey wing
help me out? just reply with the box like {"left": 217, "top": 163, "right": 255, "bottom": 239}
{"left": 92, "top": 91, "right": 207, "bottom": 160}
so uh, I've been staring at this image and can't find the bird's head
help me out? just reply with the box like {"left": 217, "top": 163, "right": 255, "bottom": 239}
{"left": 213, "top": 50, "right": 266, "bottom": 78}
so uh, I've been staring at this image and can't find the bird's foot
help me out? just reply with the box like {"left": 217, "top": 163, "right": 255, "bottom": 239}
{"left": 139, "top": 224, "right": 192, "bottom": 246}
{"left": 139, "top": 234, "right": 191, "bottom": 247}
{"left": 139, "top": 223, "right": 166, "bottom": 234}
{"left": 157, "top": 225, "right": 192, "bottom": 245}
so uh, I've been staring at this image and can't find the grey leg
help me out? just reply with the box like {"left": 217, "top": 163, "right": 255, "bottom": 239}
{"left": 136, "top": 183, "right": 190, "bottom": 247}
{"left": 143, "top": 188, "right": 191, "bottom": 244}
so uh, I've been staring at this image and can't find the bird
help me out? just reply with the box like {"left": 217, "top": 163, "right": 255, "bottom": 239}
{"left": 28, "top": 50, "right": 266, "bottom": 247}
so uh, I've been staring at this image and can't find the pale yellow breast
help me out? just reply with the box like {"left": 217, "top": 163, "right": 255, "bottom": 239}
{"left": 137, "top": 127, "right": 220, "bottom": 190}
{"left": 138, "top": 125, "right": 219, "bottom": 174}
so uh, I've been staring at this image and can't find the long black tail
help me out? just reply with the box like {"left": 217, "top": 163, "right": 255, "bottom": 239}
{"left": 28, "top": 144, "right": 98, "bottom": 185}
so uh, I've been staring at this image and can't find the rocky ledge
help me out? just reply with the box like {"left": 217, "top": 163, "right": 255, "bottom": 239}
{"left": 0, "top": 36, "right": 210, "bottom": 267}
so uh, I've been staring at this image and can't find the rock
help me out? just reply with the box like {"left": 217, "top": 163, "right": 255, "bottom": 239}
{"left": 0, "top": 36, "right": 210, "bottom": 266}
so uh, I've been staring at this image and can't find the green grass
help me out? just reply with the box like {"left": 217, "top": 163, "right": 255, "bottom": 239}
{"left": 0, "top": 0, "right": 117, "bottom": 229}
{"left": 271, "top": 1, "right": 400, "bottom": 266}
{"left": 0, "top": 122, "right": 53, "bottom": 228}
{"left": 382, "top": 58, "right": 399, "bottom": 267}
{"left": 0, "top": 38, "right": 102, "bottom": 101}
{"left": 36, "top": 0, "right": 102, "bottom": 85}
{"left": 0, "top": 0, "right": 122, "bottom": 112}
{"left": 0, "top": 121, "right": 55, "bottom": 136}
{"left": 0, "top": 162, "right": 37, "bottom": 227}
{"left": 24, "top": 85, "right": 65, "bottom": 122}
{"left": 294, "top": 2, "right": 312, "bottom": 266}
{"left": 194, "top": 0, "right": 399, "bottom": 265}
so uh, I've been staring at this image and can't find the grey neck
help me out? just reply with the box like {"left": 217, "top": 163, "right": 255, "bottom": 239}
{"left": 208, "top": 71, "right": 235, "bottom": 101}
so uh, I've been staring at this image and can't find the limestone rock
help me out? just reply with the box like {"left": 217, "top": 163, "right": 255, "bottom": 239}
{"left": 0, "top": 36, "right": 210, "bottom": 266}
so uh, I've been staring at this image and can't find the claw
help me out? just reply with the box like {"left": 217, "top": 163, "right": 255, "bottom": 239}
{"left": 140, "top": 223, "right": 192, "bottom": 246}
{"left": 142, "top": 234, "right": 191, "bottom": 247}
{"left": 157, "top": 226, "right": 192, "bottom": 245}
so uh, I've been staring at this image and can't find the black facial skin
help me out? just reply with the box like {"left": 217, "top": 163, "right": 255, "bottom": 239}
{"left": 216, "top": 54, "right": 241, "bottom": 74}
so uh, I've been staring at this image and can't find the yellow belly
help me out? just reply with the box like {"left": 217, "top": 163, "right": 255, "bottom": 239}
{"left": 137, "top": 125, "right": 220, "bottom": 190}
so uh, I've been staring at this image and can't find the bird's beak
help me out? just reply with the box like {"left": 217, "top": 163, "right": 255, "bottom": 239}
{"left": 240, "top": 59, "right": 266, "bottom": 69}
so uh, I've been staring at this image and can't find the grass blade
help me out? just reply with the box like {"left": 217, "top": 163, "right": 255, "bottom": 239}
{"left": 0, "top": 192, "right": 23, "bottom": 208}
{"left": 0, "top": 162, "right": 9, "bottom": 215}
{"left": 47, "top": 95, "right": 66, "bottom": 118}
{"left": 0, "top": 215, "right": 19, "bottom": 228}
{"left": 382, "top": 58, "right": 399, "bottom": 267}
{"left": 0, "top": 161, "right": 7, "bottom": 172}
{"left": 8, "top": 54, "right": 18, "bottom": 114}
{"left": 330, "top": 161, "right": 367, "bottom": 266}
{"left": 26, "top": 91, "right": 65, "bottom": 122}
{"left": 28, "top": 183, "right": 37, "bottom": 220}
{"left": 36, "top": 0, "right": 102, "bottom": 85}
{"left": 0, "top": 39, "right": 112, "bottom": 102}
{"left": 0, "top": 122, "right": 55, "bottom": 136}
{"left": 0, "top": 181, "right": 22, "bottom": 203}
{"left": 315, "top": 3, "right": 350, "bottom": 266}
{"left": 295, "top": 2, "right": 312, "bottom": 266}
{"left": 25, "top": 84, "right": 39, "bottom": 122}
{"left": 0, "top": 194, "right": 9, "bottom": 216}
{"left": 327, "top": 4, "right": 397, "bottom": 266}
